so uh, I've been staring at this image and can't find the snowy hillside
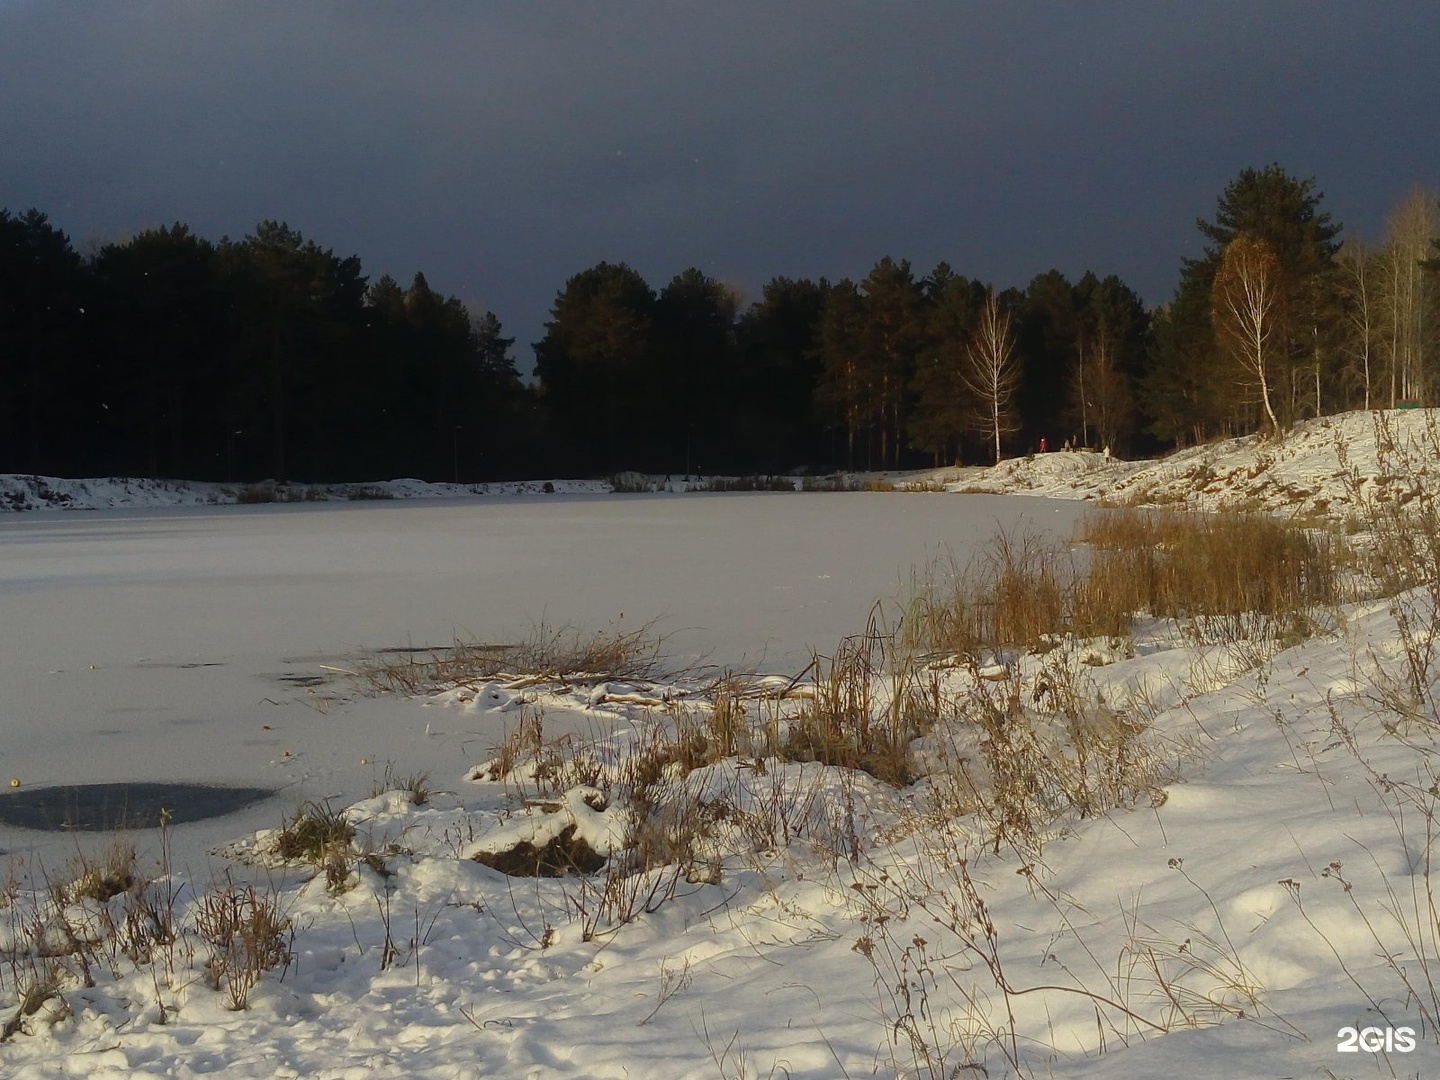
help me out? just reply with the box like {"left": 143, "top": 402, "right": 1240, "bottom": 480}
{"left": 948, "top": 408, "right": 1440, "bottom": 524}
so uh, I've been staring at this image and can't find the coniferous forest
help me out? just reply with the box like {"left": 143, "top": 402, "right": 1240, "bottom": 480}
{"left": 3, "top": 164, "right": 1437, "bottom": 483}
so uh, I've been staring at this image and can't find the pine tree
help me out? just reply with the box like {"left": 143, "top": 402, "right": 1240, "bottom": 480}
{"left": 908, "top": 264, "right": 985, "bottom": 465}
{"left": 858, "top": 257, "right": 924, "bottom": 468}
{"left": 0, "top": 209, "right": 87, "bottom": 474}
{"left": 655, "top": 269, "right": 741, "bottom": 473}
{"left": 814, "top": 280, "right": 868, "bottom": 470}
{"left": 533, "top": 262, "right": 656, "bottom": 473}
{"left": 92, "top": 224, "right": 222, "bottom": 478}
{"left": 735, "top": 276, "right": 829, "bottom": 471}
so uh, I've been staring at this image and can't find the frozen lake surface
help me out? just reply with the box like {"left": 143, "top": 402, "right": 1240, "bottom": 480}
{"left": 0, "top": 492, "right": 1083, "bottom": 869}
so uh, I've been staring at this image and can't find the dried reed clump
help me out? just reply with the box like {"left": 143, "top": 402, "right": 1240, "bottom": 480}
{"left": 62, "top": 839, "right": 141, "bottom": 905}
{"left": 800, "top": 474, "right": 897, "bottom": 492}
{"left": 273, "top": 801, "right": 356, "bottom": 893}
{"left": 901, "top": 529, "right": 1092, "bottom": 657}
{"left": 360, "top": 617, "right": 670, "bottom": 695}
{"left": 903, "top": 510, "right": 1342, "bottom": 661}
{"left": 1075, "top": 508, "right": 1340, "bottom": 630}
{"left": 781, "top": 609, "right": 933, "bottom": 786}
{"left": 192, "top": 879, "right": 293, "bottom": 1010}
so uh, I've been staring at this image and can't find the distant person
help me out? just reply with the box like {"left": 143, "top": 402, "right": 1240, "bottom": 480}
{"left": 1039, "top": 437, "right": 1047, "bottom": 453}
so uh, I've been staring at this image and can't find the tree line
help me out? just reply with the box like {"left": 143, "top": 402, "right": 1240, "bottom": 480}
{"left": 2, "top": 165, "right": 1437, "bottom": 482}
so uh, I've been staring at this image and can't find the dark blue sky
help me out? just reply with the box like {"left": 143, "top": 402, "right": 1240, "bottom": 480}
{"left": 2, "top": 3, "right": 1435, "bottom": 372}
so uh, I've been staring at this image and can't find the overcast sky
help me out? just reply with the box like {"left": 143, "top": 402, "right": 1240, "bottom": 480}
{"left": 2, "top": 3, "right": 1436, "bottom": 371}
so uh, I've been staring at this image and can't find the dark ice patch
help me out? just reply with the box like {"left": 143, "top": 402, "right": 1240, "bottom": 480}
{"left": 0, "top": 783, "right": 273, "bottom": 832}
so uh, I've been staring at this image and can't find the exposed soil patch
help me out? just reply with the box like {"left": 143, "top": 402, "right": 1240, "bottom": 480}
{"left": 471, "top": 825, "right": 607, "bottom": 877}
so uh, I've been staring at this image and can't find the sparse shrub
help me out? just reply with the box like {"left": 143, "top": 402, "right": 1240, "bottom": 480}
{"left": 232, "top": 482, "right": 321, "bottom": 504}
{"left": 192, "top": 878, "right": 293, "bottom": 1010}
{"left": 609, "top": 472, "right": 656, "bottom": 493}
{"left": 372, "top": 764, "right": 432, "bottom": 806}
{"left": 800, "top": 473, "right": 896, "bottom": 492}
{"left": 695, "top": 475, "right": 797, "bottom": 492}
{"left": 63, "top": 839, "right": 140, "bottom": 905}
{"left": 1344, "top": 413, "right": 1440, "bottom": 728}
{"left": 346, "top": 484, "right": 395, "bottom": 500}
{"left": 900, "top": 477, "right": 947, "bottom": 493}
{"left": 781, "top": 608, "right": 930, "bottom": 785}
{"left": 931, "top": 657, "right": 1170, "bottom": 855}
{"left": 274, "top": 801, "right": 355, "bottom": 891}
{"left": 234, "top": 483, "right": 279, "bottom": 504}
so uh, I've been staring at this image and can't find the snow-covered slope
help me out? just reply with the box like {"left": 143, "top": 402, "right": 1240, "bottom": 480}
{"left": 948, "top": 407, "right": 1440, "bottom": 522}
{"left": 4, "top": 606, "right": 1438, "bottom": 1077}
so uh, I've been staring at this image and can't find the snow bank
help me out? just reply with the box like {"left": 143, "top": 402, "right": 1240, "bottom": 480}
{"left": 0, "top": 474, "right": 607, "bottom": 511}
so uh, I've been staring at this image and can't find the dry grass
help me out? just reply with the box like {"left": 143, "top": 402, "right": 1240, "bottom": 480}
{"left": 902, "top": 510, "right": 1343, "bottom": 661}
{"left": 932, "top": 658, "right": 1171, "bottom": 855}
{"left": 1076, "top": 508, "right": 1340, "bottom": 634}
{"left": 360, "top": 617, "right": 670, "bottom": 695}
{"left": 1344, "top": 413, "right": 1440, "bottom": 729}
{"left": 781, "top": 608, "right": 932, "bottom": 785}
{"left": 61, "top": 839, "right": 141, "bottom": 906}
{"left": 800, "top": 474, "right": 897, "bottom": 492}
{"left": 231, "top": 482, "right": 325, "bottom": 504}
{"left": 694, "top": 475, "right": 797, "bottom": 492}
{"left": 273, "top": 801, "right": 356, "bottom": 893}
{"left": 192, "top": 878, "right": 293, "bottom": 1010}
{"left": 371, "top": 764, "right": 433, "bottom": 806}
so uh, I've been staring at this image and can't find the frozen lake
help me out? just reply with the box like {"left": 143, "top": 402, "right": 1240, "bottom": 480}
{"left": 0, "top": 492, "right": 1085, "bottom": 869}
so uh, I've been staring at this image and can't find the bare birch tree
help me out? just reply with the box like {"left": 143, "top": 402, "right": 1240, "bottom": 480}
{"left": 1213, "top": 235, "right": 1286, "bottom": 435}
{"left": 1072, "top": 321, "right": 1133, "bottom": 451}
{"left": 1338, "top": 237, "right": 1378, "bottom": 410}
{"left": 962, "top": 287, "right": 1021, "bottom": 463}
{"left": 1380, "top": 188, "right": 1438, "bottom": 405}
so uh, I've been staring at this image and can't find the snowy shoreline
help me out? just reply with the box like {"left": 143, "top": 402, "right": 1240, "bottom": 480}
{"left": 7, "top": 408, "right": 1437, "bottom": 526}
